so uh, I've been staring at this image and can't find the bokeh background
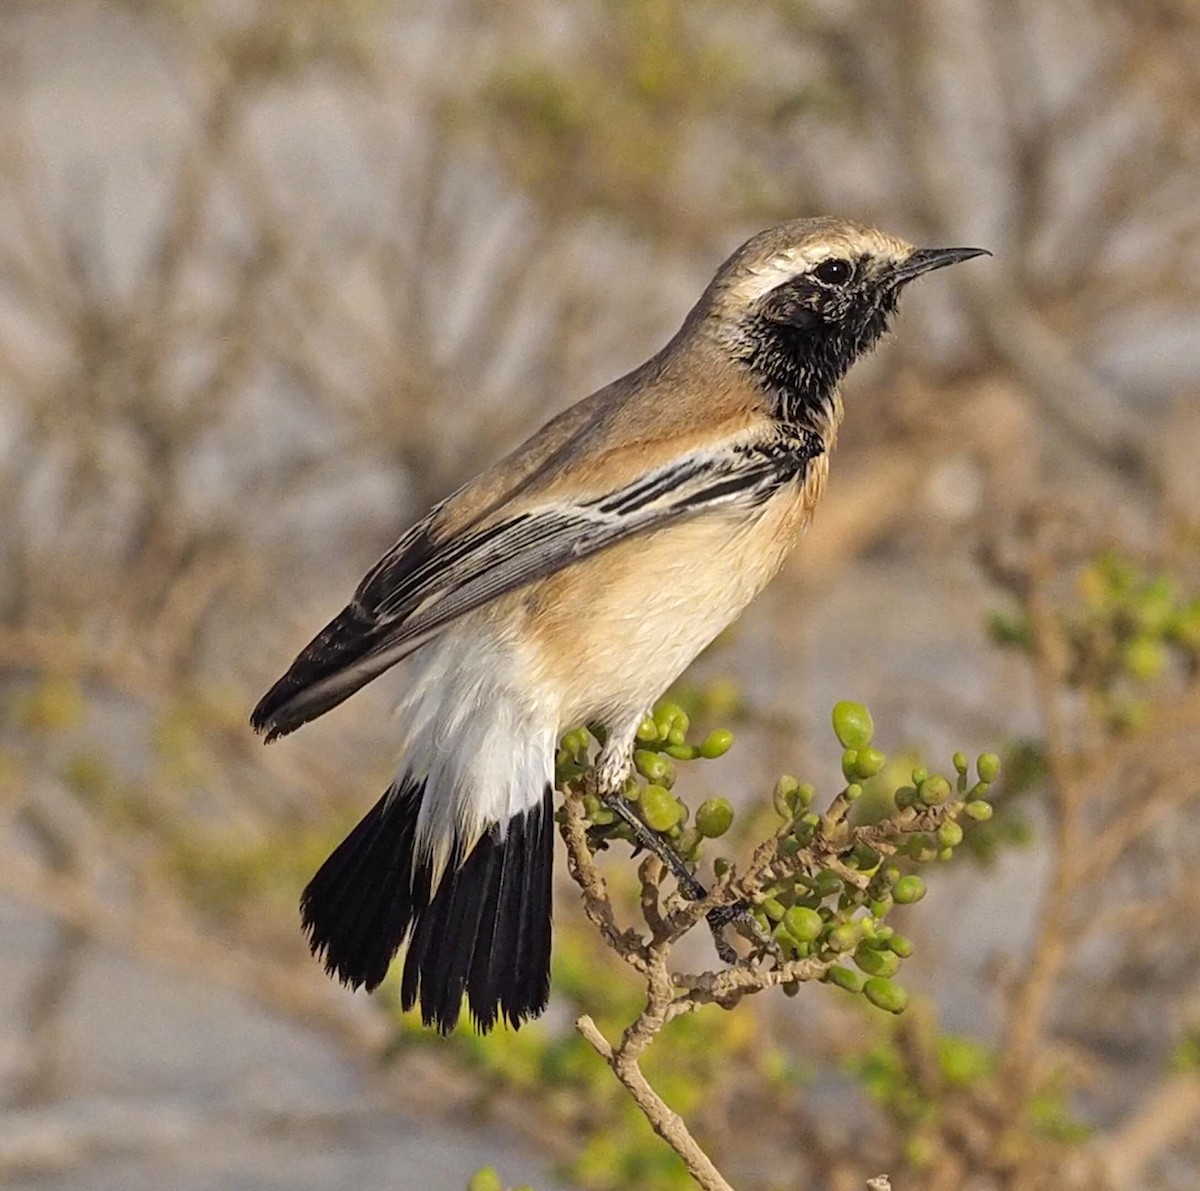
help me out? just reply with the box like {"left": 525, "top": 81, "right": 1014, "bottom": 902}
{"left": 1, "top": 2, "right": 1199, "bottom": 1189}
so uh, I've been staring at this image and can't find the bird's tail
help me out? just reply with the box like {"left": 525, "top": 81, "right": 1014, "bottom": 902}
{"left": 301, "top": 777, "right": 554, "bottom": 1034}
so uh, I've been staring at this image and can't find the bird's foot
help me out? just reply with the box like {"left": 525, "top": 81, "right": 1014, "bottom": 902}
{"left": 597, "top": 789, "right": 766, "bottom": 964}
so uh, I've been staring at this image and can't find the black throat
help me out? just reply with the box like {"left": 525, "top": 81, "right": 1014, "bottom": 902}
{"left": 734, "top": 292, "right": 899, "bottom": 434}
{"left": 734, "top": 319, "right": 848, "bottom": 433}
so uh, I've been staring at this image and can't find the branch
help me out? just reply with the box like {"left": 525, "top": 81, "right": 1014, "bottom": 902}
{"left": 556, "top": 700, "right": 994, "bottom": 1190}
{"left": 575, "top": 1014, "right": 736, "bottom": 1191}
{"left": 559, "top": 789, "right": 651, "bottom": 972}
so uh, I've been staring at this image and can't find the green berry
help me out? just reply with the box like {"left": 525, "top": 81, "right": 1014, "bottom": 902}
{"left": 640, "top": 785, "right": 683, "bottom": 831}
{"left": 827, "top": 922, "right": 860, "bottom": 952}
{"left": 918, "top": 775, "right": 951, "bottom": 806}
{"left": 814, "top": 869, "right": 843, "bottom": 897}
{"left": 699, "top": 729, "right": 735, "bottom": 759}
{"left": 894, "top": 875, "right": 927, "bottom": 905}
{"left": 664, "top": 743, "right": 698, "bottom": 760}
{"left": 850, "top": 843, "right": 881, "bottom": 870}
{"left": 636, "top": 717, "right": 659, "bottom": 743}
{"left": 761, "top": 896, "right": 786, "bottom": 922}
{"left": 907, "top": 834, "right": 938, "bottom": 862}
{"left": 938, "top": 821, "right": 964, "bottom": 848}
{"left": 911, "top": 766, "right": 929, "bottom": 785}
{"left": 977, "top": 753, "right": 1001, "bottom": 783}
{"left": 634, "top": 750, "right": 670, "bottom": 782}
{"left": 773, "top": 775, "right": 799, "bottom": 817}
{"left": 832, "top": 701, "right": 874, "bottom": 749}
{"left": 863, "top": 977, "right": 909, "bottom": 1014}
{"left": 887, "top": 934, "right": 914, "bottom": 958}
{"left": 953, "top": 751, "right": 969, "bottom": 775}
{"left": 696, "top": 797, "right": 734, "bottom": 838}
{"left": 845, "top": 782, "right": 864, "bottom": 801}
{"left": 841, "top": 749, "right": 859, "bottom": 780}
{"left": 824, "top": 965, "right": 864, "bottom": 993}
{"left": 783, "top": 906, "right": 824, "bottom": 943}
{"left": 854, "top": 943, "right": 901, "bottom": 977}
{"left": 965, "top": 800, "right": 993, "bottom": 822}
{"left": 881, "top": 864, "right": 901, "bottom": 886}
{"left": 854, "top": 746, "right": 887, "bottom": 778}
{"left": 773, "top": 922, "right": 802, "bottom": 956}
{"left": 793, "top": 820, "right": 816, "bottom": 844}
{"left": 657, "top": 704, "right": 687, "bottom": 734}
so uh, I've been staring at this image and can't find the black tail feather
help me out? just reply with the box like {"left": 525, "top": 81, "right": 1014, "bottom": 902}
{"left": 402, "top": 785, "right": 554, "bottom": 1033}
{"left": 423, "top": 845, "right": 500, "bottom": 1031}
{"left": 469, "top": 821, "right": 524, "bottom": 1032}
{"left": 509, "top": 798, "right": 553, "bottom": 1025}
{"left": 301, "top": 779, "right": 426, "bottom": 992}
{"left": 301, "top": 781, "right": 554, "bottom": 1033}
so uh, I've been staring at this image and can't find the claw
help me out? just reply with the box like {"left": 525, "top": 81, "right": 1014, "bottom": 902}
{"left": 708, "top": 923, "right": 738, "bottom": 965}
{"left": 708, "top": 901, "right": 781, "bottom": 964}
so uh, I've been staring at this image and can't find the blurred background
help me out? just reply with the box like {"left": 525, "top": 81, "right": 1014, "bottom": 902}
{"left": 1, "top": 2, "right": 1198, "bottom": 1189}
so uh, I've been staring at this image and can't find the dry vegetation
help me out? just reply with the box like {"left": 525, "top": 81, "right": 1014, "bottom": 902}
{"left": 0, "top": 1, "right": 1198, "bottom": 1188}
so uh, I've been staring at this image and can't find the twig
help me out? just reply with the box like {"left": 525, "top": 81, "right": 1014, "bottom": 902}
{"left": 575, "top": 1014, "right": 736, "bottom": 1191}
{"left": 559, "top": 789, "right": 651, "bottom": 972}
{"left": 558, "top": 753, "right": 974, "bottom": 1189}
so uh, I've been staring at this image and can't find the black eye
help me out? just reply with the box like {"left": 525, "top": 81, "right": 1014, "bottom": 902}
{"left": 814, "top": 258, "right": 852, "bottom": 284}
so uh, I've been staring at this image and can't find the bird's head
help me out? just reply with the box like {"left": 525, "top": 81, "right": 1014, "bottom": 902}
{"left": 698, "top": 217, "right": 989, "bottom": 425}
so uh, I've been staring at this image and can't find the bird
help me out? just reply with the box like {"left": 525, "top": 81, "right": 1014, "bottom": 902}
{"left": 251, "top": 216, "right": 988, "bottom": 1034}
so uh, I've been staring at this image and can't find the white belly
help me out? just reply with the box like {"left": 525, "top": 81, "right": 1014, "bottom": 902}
{"left": 393, "top": 623, "right": 556, "bottom": 873}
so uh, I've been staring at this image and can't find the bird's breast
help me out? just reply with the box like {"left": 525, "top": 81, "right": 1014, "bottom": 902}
{"left": 516, "top": 466, "right": 826, "bottom": 727}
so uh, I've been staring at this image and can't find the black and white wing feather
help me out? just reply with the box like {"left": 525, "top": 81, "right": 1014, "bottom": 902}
{"left": 251, "top": 434, "right": 820, "bottom": 741}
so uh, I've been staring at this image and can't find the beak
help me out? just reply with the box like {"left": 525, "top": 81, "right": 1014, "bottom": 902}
{"left": 892, "top": 246, "right": 991, "bottom": 284}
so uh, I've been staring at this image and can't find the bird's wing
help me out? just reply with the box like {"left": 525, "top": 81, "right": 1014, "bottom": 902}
{"left": 251, "top": 431, "right": 821, "bottom": 741}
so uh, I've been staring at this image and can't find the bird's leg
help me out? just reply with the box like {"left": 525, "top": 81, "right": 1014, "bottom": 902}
{"left": 590, "top": 728, "right": 747, "bottom": 963}
{"left": 600, "top": 789, "right": 708, "bottom": 899}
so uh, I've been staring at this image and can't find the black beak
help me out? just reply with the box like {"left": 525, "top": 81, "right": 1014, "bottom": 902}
{"left": 892, "top": 246, "right": 991, "bottom": 284}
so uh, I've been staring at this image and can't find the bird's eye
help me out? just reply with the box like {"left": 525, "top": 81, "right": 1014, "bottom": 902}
{"left": 814, "top": 258, "right": 852, "bottom": 284}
